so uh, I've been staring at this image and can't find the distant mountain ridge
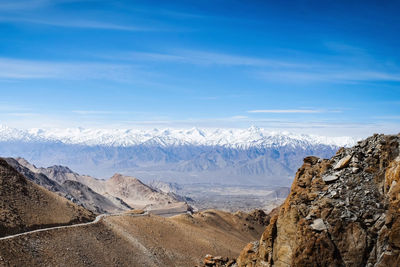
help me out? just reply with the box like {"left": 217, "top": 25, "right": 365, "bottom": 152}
{"left": 0, "top": 125, "right": 355, "bottom": 185}
{"left": 0, "top": 125, "right": 355, "bottom": 148}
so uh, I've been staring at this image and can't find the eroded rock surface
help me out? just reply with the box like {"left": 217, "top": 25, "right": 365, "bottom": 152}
{"left": 237, "top": 134, "right": 400, "bottom": 267}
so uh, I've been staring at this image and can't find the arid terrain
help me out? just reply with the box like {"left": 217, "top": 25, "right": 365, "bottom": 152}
{"left": 5, "top": 157, "right": 190, "bottom": 214}
{"left": 0, "top": 158, "right": 94, "bottom": 238}
{"left": 2, "top": 134, "right": 400, "bottom": 267}
{"left": 0, "top": 0, "right": 398, "bottom": 265}
{"left": 0, "top": 157, "right": 270, "bottom": 266}
{"left": 0, "top": 209, "right": 269, "bottom": 266}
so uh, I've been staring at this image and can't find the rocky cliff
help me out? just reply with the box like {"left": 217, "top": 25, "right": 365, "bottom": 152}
{"left": 237, "top": 134, "right": 400, "bottom": 267}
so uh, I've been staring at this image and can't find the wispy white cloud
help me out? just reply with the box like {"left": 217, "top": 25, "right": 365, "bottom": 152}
{"left": 6, "top": 112, "right": 39, "bottom": 117}
{"left": 0, "top": 0, "right": 48, "bottom": 10}
{"left": 100, "top": 48, "right": 400, "bottom": 84}
{"left": 372, "top": 115, "right": 400, "bottom": 120}
{"left": 72, "top": 110, "right": 134, "bottom": 116}
{"left": 248, "top": 109, "right": 322, "bottom": 114}
{"left": 72, "top": 110, "right": 114, "bottom": 115}
{"left": 130, "top": 7, "right": 208, "bottom": 20}
{"left": 258, "top": 70, "right": 400, "bottom": 83}
{"left": 195, "top": 96, "right": 219, "bottom": 100}
{"left": 0, "top": 15, "right": 155, "bottom": 31}
{"left": 35, "top": 19, "right": 151, "bottom": 31}
{"left": 230, "top": 115, "right": 248, "bottom": 119}
{"left": 323, "top": 42, "right": 369, "bottom": 56}
{"left": 0, "top": 103, "right": 31, "bottom": 112}
{"left": 0, "top": 0, "right": 159, "bottom": 32}
{"left": 0, "top": 57, "right": 149, "bottom": 82}
{"left": 0, "top": 0, "right": 98, "bottom": 11}
{"left": 109, "top": 50, "right": 302, "bottom": 68}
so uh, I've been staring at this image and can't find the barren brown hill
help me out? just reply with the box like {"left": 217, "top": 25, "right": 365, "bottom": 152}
{"left": 15, "top": 158, "right": 186, "bottom": 211}
{"left": 61, "top": 180, "right": 130, "bottom": 214}
{"left": 88, "top": 173, "right": 182, "bottom": 209}
{"left": 0, "top": 158, "right": 94, "bottom": 238}
{"left": 5, "top": 158, "right": 129, "bottom": 214}
{"left": 0, "top": 209, "right": 268, "bottom": 266}
{"left": 4, "top": 157, "right": 68, "bottom": 196}
{"left": 237, "top": 134, "right": 400, "bottom": 267}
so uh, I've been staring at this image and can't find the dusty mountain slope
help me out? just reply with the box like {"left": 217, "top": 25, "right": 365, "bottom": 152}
{"left": 0, "top": 158, "right": 94, "bottom": 237}
{"left": 40, "top": 165, "right": 133, "bottom": 212}
{"left": 6, "top": 158, "right": 128, "bottom": 214}
{"left": 38, "top": 164, "right": 84, "bottom": 183}
{"left": 0, "top": 210, "right": 268, "bottom": 266}
{"left": 11, "top": 157, "right": 94, "bottom": 185}
{"left": 82, "top": 173, "right": 184, "bottom": 209}
{"left": 61, "top": 180, "right": 130, "bottom": 214}
{"left": 4, "top": 157, "right": 67, "bottom": 195}
{"left": 237, "top": 134, "right": 400, "bottom": 267}
{"left": 15, "top": 158, "right": 185, "bottom": 210}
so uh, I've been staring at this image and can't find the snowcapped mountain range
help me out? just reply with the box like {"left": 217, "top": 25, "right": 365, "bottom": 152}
{"left": 0, "top": 125, "right": 355, "bottom": 148}
{"left": 0, "top": 125, "right": 356, "bottom": 185}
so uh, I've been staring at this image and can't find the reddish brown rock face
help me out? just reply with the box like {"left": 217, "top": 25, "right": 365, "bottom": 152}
{"left": 237, "top": 134, "right": 400, "bottom": 267}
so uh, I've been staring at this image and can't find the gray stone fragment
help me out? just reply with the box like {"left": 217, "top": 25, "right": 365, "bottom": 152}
{"left": 334, "top": 155, "right": 352, "bottom": 170}
{"left": 311, "top": 218, "right": 327, "bottom": 231}
{"left": 322, "top": 174, "right": 339, "bottom": 182}
{"left": 360, "top": 140, "right": 367, "bottom": 148}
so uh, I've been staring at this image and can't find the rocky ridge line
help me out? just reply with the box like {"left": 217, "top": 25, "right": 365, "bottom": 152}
{"left": 236, "top": 133, "right": 400, "bottom": 266}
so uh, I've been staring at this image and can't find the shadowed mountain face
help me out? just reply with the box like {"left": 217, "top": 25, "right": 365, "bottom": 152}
{"left": 0, "top": 158, "right": 94, "bottom": 237}
{"left": 4, "top": 158, "right": 67, "bottom": 195}
{"left": 36, "top": 162, "right": 187, "bottom": 210}
{"left": 237, "top": 134, "right": 400, "bottom": 267}
{"left": 8, "top": 157, "right": 187, "bottom": 213}
{"left": 99, "top": 174, "right": 180, "bottom": 208}
{"left": 4, "top": 158, "right": 130, "bottom": 214}
{"left": 61, "top": 180, "right": 130, "bottom": 214}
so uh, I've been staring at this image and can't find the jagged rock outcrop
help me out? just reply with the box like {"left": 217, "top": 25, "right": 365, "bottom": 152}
{"left": 237, "top": 134, "right": 400, "bottom": 266}
{"left": 202, "top": 254, "right": 236, "bottom": 266}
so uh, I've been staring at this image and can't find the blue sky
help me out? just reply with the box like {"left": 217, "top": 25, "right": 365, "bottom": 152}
{"left": 0, "top": 0, "right": 399, "bottom": 137}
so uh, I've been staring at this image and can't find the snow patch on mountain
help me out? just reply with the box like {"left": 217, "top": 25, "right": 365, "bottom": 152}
{"left": 0, "top": 125, "right": 356, "bottom": 148}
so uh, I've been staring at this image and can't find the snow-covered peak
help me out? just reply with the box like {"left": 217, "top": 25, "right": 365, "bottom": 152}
{"left": 0, "top": 125, "right": 356, "bottom": 148}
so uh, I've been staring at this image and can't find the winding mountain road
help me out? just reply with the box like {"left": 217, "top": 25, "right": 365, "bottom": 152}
{"left": 0, "top": 212, "right": 147, "bottom": 241}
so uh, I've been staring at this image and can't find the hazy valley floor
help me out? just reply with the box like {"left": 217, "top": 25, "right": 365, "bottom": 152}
{"left": 178, "top": 184, "right": 288, "bottom": 212}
